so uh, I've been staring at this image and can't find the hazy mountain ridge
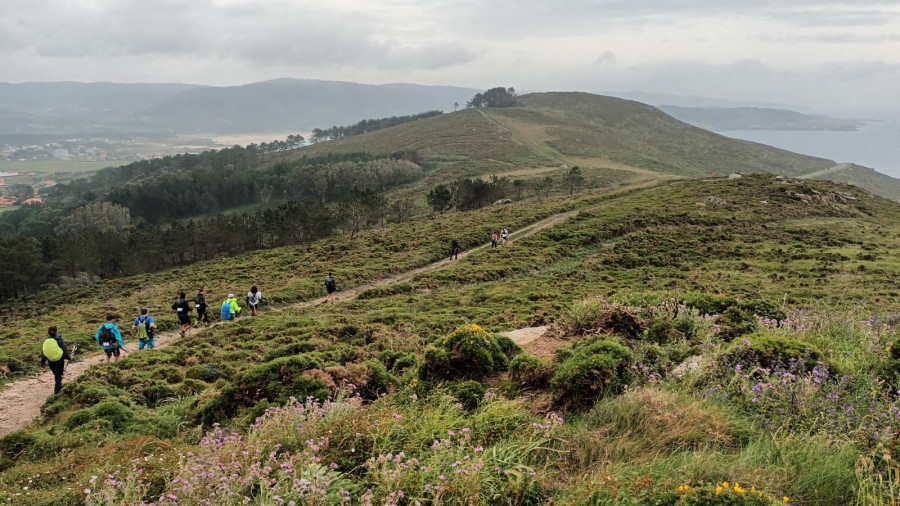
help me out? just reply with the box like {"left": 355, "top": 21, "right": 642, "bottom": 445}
{"left": 0, "top": 80, "right": 478, "bottom": 136}
{"left": 659, "top": 105, "right": 864, "bottom": 132}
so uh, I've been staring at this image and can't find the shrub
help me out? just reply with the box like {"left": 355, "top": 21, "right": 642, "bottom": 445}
{"left": 509, "top": 354, "right": 554, "bottom": 388}
{"left": 178, "top": 379, "right": 207, "bottom": 397}
{"left": 222, "top": 354, "right": 331, "bottom": 413}
{"left": 419, "top": 324, "right": 518, "bottom": 381}
{"left": 559, "top": 300, "right": 647, "bottom": 339}
{"left": 450, "top": 380, "right": 486, "bottom": 410}
{"left": 359, "top": 359, "right": 397, "bottom": 399}
{"left": 140, "top": 382, "right": 177, "bottom": 407}
{"left": 391, "top": 354, "right": 417, "bottom": 374}
{"left": 717, "top": 306, "right": 762, "bottom": 341}
{"left": 551, "top": 338, "right": 632, "bottom": 408}
{"left": 66, "top": 400, "right": 135, "bottom": 432}
{"left": 263, "top": 341, "right": 317, "bottom": 362}
{"left": 150, "top": 365, "right": 184, "bottom": 384}
{"left": 727, "top": 333, "right": 825, "bottom": 371}
{"left": 74, "top": 385, "right": 113, "bottom": 406}
{"left": 186, "top": 364, "right": 220, "bottom": 382}
{"left": 0, "top": 431, "right": 37, "bottom": 458}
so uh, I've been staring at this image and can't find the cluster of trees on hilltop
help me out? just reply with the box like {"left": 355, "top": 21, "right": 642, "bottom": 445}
{"left": 309, "top": 110, "right": 442, "bottom": 143}
{"left": 466, "top": 87, "right": 517, "bottom": 108}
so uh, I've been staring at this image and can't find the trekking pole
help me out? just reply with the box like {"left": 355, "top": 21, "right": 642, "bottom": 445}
{"left": 64, "top": 345, "right": 79, "bottom": 372}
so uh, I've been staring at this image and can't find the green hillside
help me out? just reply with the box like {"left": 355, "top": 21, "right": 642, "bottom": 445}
{"left": 298, "top": 92, "right": 836, "bottom": 179}
{"left": 4, "top": 177, "right": 900, "bottom": 504}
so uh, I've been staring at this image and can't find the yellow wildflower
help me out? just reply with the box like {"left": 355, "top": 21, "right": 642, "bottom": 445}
{"left": 723, "top": 482, "right": 729, "bottom": 489}
{"left": 783, "top": 497, "right": 789, "bottom": 503}
{"left": 734, "top": 484, "right": 744, "bottom": 494}
{"left": 751, "top": 487, "right": 757, "bottom": 494}
{"left": 716, "top": 486, "right": 722, "bottom": 496}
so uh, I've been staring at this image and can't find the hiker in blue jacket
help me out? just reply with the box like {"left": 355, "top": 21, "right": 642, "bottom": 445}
{"left": 95, "top": 315, "right": 125, "bottom": 363}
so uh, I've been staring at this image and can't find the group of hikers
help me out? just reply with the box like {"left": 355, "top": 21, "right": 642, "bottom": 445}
{"left": 40, "top": 274, "right": 340, "bottom": 395}
{"left": 449, "top": 226, "right": 510, "bottom": 259}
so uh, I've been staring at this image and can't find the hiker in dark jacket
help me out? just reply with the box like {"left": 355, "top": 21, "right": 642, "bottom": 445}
{"left": 449, "top": 239, "right": 460, "bottom": 260}
{"left": 195, "top": 288, "right": 209, "bottom": 324}
{"left": 324, "top": 273, "right": 337, "bottom": 304}
{"left": 41, "top": 325, "right": 71, "bottom": 395}
{"left": 172, "top": 292, "right": 193, "bottom": 338}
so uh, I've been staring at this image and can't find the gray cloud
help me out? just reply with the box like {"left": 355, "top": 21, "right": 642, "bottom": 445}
{"left": 0, "top": 0, "right": 898, "bottom": 112}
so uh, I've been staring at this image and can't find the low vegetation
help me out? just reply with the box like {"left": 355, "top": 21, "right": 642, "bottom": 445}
{"left": 2, "top": 176, "right": 900, "bottom": 504}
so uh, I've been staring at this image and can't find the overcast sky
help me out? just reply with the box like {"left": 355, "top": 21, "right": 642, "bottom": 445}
{"left": 2, "top": 0, "right": 899, "bottom": 114}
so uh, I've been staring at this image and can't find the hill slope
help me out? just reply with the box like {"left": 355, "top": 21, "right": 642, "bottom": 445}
{"left": 3, "top": 177, "right": 900, "bottom": 503}
{"left": 297, "top": 92, "right": 837, "bottom": 178}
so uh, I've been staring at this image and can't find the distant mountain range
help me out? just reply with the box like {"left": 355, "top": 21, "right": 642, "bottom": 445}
{"left": 0, "top": 79, "right": 478, "bottom": 136}
{"left": 657, "top": 105, "right": 864, "bottom": 132}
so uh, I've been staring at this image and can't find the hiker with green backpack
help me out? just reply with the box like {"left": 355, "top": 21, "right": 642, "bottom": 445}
{"left": 132, "top": 308, "right": 158, "bottom": 350}
{"left": 40, "top": 325, "right": 71, "bottom": 394}
{"left": 95, "top": 315, "right": 125, "bottom": 363}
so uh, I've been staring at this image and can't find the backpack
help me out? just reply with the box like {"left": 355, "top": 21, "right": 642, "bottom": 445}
{"left": 136, "top": 316, "right": 152, "bottom": 340}
{"left": 248, "top": 292, "right": 261, "bottom": 305}
{"left": 174, "top": 299, "right": 192, "bottom": 314}
{"left": 221, "top": 301, "right": 232, "bottom": 320}
{"left": 99, "top": 326, "right": 115, "bottom": 347}
{"left": 325, "top": 277, "right": 336, "bottom": 291}
{"left": 43, "top": 337, "right": 64, "bottom": 362}
{"left": 195, "top": 294, "right": 205, "bottom": 309}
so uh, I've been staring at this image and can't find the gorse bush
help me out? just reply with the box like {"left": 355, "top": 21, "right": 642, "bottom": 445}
{"left": 419, "top": 324, "right": 520, "bottom": 381}
{"left": 509, "top": 354, "right": 555, "bottom": 388}
{"left": 551, "top": 338, "right": 632, "bottom": 408}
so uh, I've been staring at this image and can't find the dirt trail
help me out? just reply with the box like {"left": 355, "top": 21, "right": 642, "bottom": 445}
{"left": 0, "top": 208, "right": 584, "bottom": 437}
{"left": 798, "top": 163, "right": 851, "bottom": 180}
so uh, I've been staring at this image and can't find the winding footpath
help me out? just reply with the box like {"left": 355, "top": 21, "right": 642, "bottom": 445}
{"left": 0, "top": 181, "right": 661, "bottom": 437}
{"left": 0, "top": 208, "right": 580, "bottom": 436}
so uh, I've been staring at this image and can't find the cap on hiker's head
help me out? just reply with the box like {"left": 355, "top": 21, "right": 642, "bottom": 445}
{"left": 179, "top": 292, "right": 186, "bottom": 299}
{"left": 228, "top": 293, "right": 235, "bottom": 298}
{"left": 106, "top": 314, "right": 115, "bottom": 321}
{"left": 198, "top": 288, "right": 204, "bottom": 293}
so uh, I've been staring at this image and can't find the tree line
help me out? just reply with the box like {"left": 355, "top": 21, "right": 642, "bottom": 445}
{"left": 426, "top": 167, "right": 584, "bottom": 213}
{"left": 0, "top": 188, "right": 418, "bottom": 301}
{"left": 309, "top": 111, "right": 443, "bottom": 143}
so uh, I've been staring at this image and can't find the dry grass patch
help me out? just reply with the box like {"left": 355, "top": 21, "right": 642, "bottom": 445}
{"left": 566, "top": 388, "right": 748, "bottom": 470}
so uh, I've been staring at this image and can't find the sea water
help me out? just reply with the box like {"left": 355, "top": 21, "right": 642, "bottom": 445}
{"left": 723, "top": 118, "right": 900, "bottom": 179}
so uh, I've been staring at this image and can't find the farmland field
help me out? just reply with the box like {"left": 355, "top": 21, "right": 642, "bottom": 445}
{"left": 0, "top": 159, "right": 121, "bottom": 173}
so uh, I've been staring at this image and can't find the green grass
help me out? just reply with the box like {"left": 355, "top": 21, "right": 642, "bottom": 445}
{"left": 4, "top": 176, "right": 900, "bottom": 504}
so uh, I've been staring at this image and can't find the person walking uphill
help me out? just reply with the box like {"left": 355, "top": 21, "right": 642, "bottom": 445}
{"left": 132, "top": 308, "right": 157, "bottom": 350}
{"left": 95, "top": 315, "right": 124, "bottom": 363}
{"left": 172, "top": 292, "right": 193, "bottom": 338}
{"left": 491, "top": 231, "right": 498, "bottom": 249}
{"left": 449, "top": 239, "right": 460, "bottom": 260}
{"left": 221, "top": 294, "right": 241, "bottom": 321}
{"left": 324, "top": 273, "right": 337, "bottom": 304}
{"left": 195, "top": 288, "right": 209, "bottom": 324}
{"left": 41, "top": 325, "right": 71, "bottom": 394}
{"left": 247, "top": 286, "right": 262, "bottom": 316}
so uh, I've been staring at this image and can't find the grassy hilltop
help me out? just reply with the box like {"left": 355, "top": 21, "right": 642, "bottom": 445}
{"left": 3, "top": 176, "right": 900, "bottom": 504}
{"left": 293, "top": 92, "right": 900, "bottom": 201}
